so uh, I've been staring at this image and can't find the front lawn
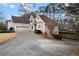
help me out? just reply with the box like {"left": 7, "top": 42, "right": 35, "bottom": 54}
{"left": 0, "top": 33, "right": 16, "bottom": 43}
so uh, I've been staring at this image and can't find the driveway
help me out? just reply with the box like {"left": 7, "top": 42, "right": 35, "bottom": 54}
{"left": 0, "top": 31, "right": 79, "bottom": 56}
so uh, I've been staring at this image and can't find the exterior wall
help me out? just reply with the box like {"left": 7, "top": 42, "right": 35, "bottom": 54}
{"left": 30, "top": 15, "right": 35, "bottom": 24}
{"left": 29, "top": 15, "right": 46, "bottom": 33}
{"left": 13, "top": 23, "right": 30, "bottom": 32}
{"left": 35, "top": 15, "right": 45, "bottom": 33}
{"left": 45, "top": 25, "right": 52, "bottom": 38}
{"left": 29, "top": 15, "right": 35, "bottom": 31}
{"left": 36, "top": 23, "right": 43, "bottom": 30}
{"left": 8, "top": 22, "right": 13, "bottom": 29}
{"left": 44, "top": 25, "right": 59, "bottom": 38}
{"left": 53, "top": 26, "right": 59, "bottom": 35}
{"left": 30, "top": 24, "right": 35, "bottom": 31}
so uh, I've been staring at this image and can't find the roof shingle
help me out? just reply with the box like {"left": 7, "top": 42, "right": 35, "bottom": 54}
{"left": 12, "top": 14, "right": 30, "bottom": 24}
{"left": 39, "top": 15, "right": 57, "bottom": 29}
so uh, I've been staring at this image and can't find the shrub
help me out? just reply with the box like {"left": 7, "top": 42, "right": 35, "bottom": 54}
{"left": 34, "top": 29, "right": 42, "bottom": 34}
{"left": 9, "top": 27, "right": 15, "bottom": 32}
{"left": 0, "top": 27, "right": 7, "bottom": 33}
{"left": 12, "top": 30, "right": 15, "bottom": 33}
{"left": 53, "top": 34, "right": 62, "bottom": 40}
{"left": 0, "top": 27, "right": 15, "bottom": 33}
{"left": 6, "top": 29, "right": 10, "bottom": 33}
{"left": 43, "top": 32, "right": 48, "bottom": 37}
{"left": 0, "top": 30, "right": 6, "bottom": 33}
{"left": 76, "top": 30, "right": 79, "bottom": 32}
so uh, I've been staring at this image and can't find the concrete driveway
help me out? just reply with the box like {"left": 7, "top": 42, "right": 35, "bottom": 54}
{"left": 0, "top": 31, "right": 79, "bottom": 56}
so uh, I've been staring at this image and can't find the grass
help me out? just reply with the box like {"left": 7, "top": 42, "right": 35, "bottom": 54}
{"left": 0, "top": 33, "right": 16, "bottom": 43}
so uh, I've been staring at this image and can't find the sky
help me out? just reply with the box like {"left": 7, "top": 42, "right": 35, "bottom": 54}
{"left": 0, "top": 3, "right": 48, "bottom": 20}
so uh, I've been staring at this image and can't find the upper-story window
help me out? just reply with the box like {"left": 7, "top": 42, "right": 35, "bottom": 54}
{"left": 31, "top": 26, "right": 33, "bottom": 29}
{"left": 30, "top": 20, "right": 33, "bottom": 23}
{"left": 38, "top": 25, "right": 41, "bottom": 28}
{"left": 37, "top": 17, "right": 39, "bottom": 19}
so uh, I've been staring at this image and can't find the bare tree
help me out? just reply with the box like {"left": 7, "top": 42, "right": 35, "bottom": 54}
{"left": 19, "top": 3, "right": 33, "bottom": 15}
{"left": 0, "top": 10, "right": 6, "bottom": 30}
{"left": 64, "top": 3, "right": 79, "bottom": 32}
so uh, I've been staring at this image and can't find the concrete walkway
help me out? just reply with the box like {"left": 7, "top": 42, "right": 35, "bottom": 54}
{"left": 0, "top": 32, "right": 79, "bottom": 56}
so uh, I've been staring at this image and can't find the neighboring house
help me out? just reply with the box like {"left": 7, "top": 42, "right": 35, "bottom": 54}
{"left": 6, "top": 20, "right": 12, "bottom": 29}
{"left": 30, "top": 14, "right": 58, "bottom": 38}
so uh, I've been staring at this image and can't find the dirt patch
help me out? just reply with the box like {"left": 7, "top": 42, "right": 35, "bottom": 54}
{"left": 65, "top": 49, "right": 79, "bottom": 56}
{"left": 0, "top": 33, "right": 16, "bottom": 43}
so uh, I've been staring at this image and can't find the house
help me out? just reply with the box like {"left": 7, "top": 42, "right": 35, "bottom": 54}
{"left": 7, "top": 14, "right": 30, "bottom": 32}
{"left": 7, "top": 14, "right": 58, "bottom": 38}
{"left": 30, "top": 14, "right": 58, "bottom": 38}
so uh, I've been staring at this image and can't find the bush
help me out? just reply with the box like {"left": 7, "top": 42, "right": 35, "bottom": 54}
{"left": 43, "top": 32, "right": 48, "bottom": 37}
{"left": 0, "top": 30, "right": 6, "bottom": 33}
{"left": 0, "top": 27, "right": 15, "bottom": 33}
{"left": 76, "top": 30, "right": 79, "bottom": 32}
{"left": 6, "top": 29, "right": 10, "bottom": 33}
{"left": 0, "top": 27, "right": 7, "bottom": 33}
{"left": 0, "top": 29, "right": 10, "bottom": 33}
{"left": 12, "top": 30, "right": 15, "bottom": 33}
{"left": 34, "top": 29, "right": 42, "bottom": 34}
{"left": 53, "top": 34, "right": 62, "bottom": 40}
{"left": 9, "top": 27, "right": 15, "bottom": 32}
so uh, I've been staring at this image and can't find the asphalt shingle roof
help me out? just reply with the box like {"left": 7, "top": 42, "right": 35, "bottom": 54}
{"left": 39, "top": 15, "right": 57, "bottom": 29}
{"left": 12, "top": 14, "right": 30, "bottom": 24}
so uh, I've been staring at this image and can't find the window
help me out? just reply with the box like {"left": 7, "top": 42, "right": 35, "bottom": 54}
{"left": 37, "top": 17, "right": 39, "bottom": 19}
{"left": 16, "top": 26, "right": 22, "bottom": 28}
{"left": 17, "top": 26, "right": 23, "bottom": 28}
{"left": 31, "top": 26, "right": 33, "bottom": 29}
{"left": 38, "top": 25, "right": 41, "bottom": 28}
{"left": 31, "top": 20, "right": 33, "bottom": 23}
{"left": 16, "top": 26, "right": 28, "bottom": 28}
{"left": 24, "top": 26, "right": 28, "bottom": 28}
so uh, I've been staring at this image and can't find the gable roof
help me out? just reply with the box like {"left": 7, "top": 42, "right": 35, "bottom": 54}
{"left": 12, "top": 14, "right": 30, "bottom": 24}
{"left": 32, "top": 14, "right": 37, "bottom": 18}
{"left": 39, "top": 15, "right": 57, "bottom": 25}
{"left": 39, "top": 15, "right": 58, "bottom": 29}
